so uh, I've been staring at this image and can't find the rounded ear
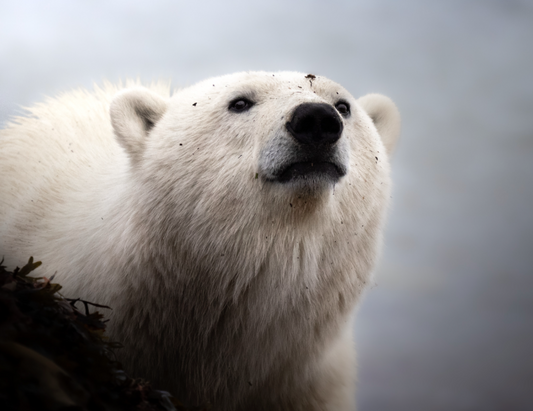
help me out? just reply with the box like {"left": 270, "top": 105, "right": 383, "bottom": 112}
{"left": 357, "top": 94, "right": 401, "bottom": 156}
{"left": 110, "top": 88, "right": 168, "bottom": 163}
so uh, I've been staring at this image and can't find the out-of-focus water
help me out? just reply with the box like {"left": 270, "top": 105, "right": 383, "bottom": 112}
{"left": 1, "top": 1, "right": 532, "bottom": 409}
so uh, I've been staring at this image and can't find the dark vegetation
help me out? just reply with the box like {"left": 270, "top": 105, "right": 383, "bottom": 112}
{"left": 0, "top": 257, "right": 207, "bottom": 411}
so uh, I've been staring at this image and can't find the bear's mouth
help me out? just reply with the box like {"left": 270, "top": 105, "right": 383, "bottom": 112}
{"left": 276, "top": 161, "right": 345, "bottom": 183}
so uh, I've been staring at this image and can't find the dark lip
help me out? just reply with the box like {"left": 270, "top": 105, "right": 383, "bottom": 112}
{"left": 276, "top": 161, "right": 345, "bottom": 183}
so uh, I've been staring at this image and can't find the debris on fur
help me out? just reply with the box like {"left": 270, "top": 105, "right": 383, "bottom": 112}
{"left": 0, "top": 257, "right": 209, "bottom": 411}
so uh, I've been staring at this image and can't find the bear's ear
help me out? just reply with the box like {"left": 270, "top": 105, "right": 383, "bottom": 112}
{"left": 357, "top": 94, "right": 401, "bottom": 156}
{"left": 110, "top": 88, "right": 168, "bottom": 163}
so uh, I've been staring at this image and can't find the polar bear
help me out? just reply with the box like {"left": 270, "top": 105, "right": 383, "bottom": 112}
{"left": 0, "top": 72, "right": 400, "bottom": 410}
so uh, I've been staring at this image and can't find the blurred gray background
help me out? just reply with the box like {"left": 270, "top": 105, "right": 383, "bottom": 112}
{"left": 1, "top": 0, "right": 532, "bottom": 409}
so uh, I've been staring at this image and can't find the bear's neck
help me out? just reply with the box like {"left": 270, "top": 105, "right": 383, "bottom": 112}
{"left": 93, "top": 175, "right": 384, "bottom": 405}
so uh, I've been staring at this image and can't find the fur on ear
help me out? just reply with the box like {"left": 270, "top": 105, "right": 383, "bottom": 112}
{"left": 110, "top": 88, "right": 168, "bottom": 163}
{"left": 357, "top": 94, "right": 401, "bottom": 156}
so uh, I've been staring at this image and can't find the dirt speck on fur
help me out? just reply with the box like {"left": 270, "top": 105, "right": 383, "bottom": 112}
{"left": 305, "top": 74, "right": 316, "bottom": 87}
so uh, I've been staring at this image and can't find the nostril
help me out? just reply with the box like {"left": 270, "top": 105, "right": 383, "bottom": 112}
{"left": 321, "top": 116, "right": 341, "bottom": 134}
{"left": 286, "top": 103, "right": 343, "bottom": 146}
{"left": 292, "top": 116, "right": 313, "bottom": 134}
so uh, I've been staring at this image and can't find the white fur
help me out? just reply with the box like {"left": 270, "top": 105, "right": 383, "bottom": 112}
{"left": 0, "top": 72, "right": 400, "bottom": 410}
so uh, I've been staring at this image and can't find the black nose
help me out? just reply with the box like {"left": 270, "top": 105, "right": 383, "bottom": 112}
{"left": 286, "top": 103, "right": 343, "bottom": 146}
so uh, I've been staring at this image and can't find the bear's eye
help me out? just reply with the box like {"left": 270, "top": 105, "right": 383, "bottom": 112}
{"left": 229, "top": 98, "right": 255, "bottom": 113}
{"left": 335, "top": 101, "right": 350, "bottom": 117}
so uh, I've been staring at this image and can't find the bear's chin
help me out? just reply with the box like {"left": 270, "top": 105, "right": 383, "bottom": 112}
{"left": 277, "top": 174, "right": 340, "bottom": 196}
{"left": 270, "top": 161, "right": 343, "bottom": 194}
{"left": 277, "top": 162, "right": 344, "bottom": 184}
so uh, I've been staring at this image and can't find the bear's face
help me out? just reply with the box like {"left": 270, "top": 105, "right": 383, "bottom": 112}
{"left": 111, "top": 72, "right": 397, "bottom": 195}
{"left": 110, "top": 71, "right": 400, "bottom": 273}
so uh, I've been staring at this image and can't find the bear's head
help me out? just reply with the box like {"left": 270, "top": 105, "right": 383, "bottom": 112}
{"left": 109, "top": 72, "right": 400, "bottom": 290}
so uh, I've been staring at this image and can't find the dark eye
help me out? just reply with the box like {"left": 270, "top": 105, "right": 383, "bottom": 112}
{"left": 335, "top": 101, "right": 350, "bottom": 117}
{"left": 229, "top": 98, "right": 255, "bottom": 112}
